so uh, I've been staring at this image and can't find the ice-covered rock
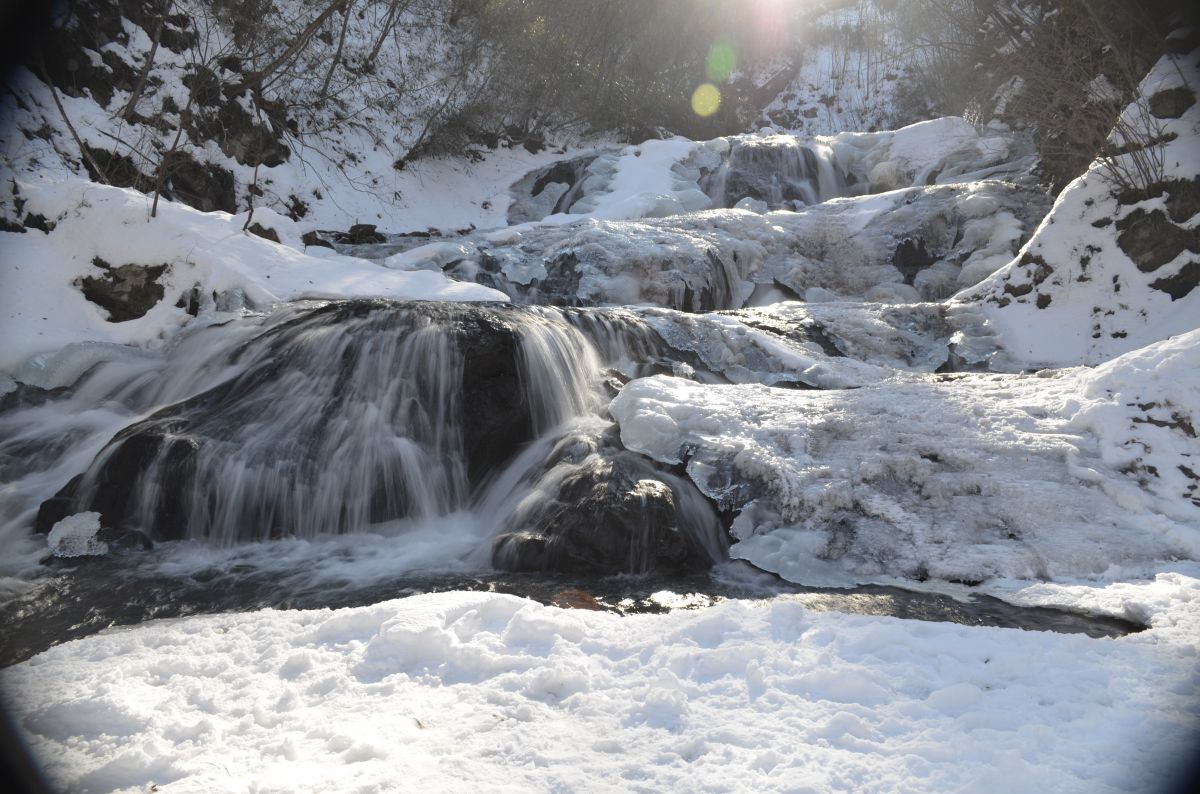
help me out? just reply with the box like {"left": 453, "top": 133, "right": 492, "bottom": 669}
{"left": 47, "top": 512, "right": 107, "bottom": 558}
{"left": 382, "top": 179, "right": 1047, "bottom": 311}
{"left": 505, "top": 117, "right": 1038, "bottom": 225}
{"left": 610, "top": 331, "right": 1200, "bottom": 586}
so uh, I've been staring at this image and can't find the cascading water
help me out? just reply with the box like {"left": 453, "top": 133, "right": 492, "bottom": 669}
{"left": 27, "top": 300, "right": 727, "bottom": 575}
{"left": 507, "top": 153, "right": 607, "bottom": 224}
{"left": 703, "top": 137, "right": 850, "bottom": 210}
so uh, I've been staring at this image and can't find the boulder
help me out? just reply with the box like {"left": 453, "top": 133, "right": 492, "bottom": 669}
{"left": 77, "top": 257, "right": 167, "bottom": 322}
{"left": 492, "top": 428, "right": 727, "bottom": 575}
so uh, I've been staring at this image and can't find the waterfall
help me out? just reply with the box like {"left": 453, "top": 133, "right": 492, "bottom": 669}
{"left": 703, "top": 136, "right": 850, "bottom": 210}
{"left": 27, "top": 301, "right": 727, "bottom": 574}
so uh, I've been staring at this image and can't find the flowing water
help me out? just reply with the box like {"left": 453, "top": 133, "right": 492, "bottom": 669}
{"left": 0, "top": 295, "right": 1146, "bottom": 667}
{"left": 702, "top": 137, "right": 849, "bottom": 209}
{"left": 0, "top": 557, "right": 1143, "bottom": 668}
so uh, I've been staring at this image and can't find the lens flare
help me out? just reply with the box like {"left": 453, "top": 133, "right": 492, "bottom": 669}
{"left": 706, "top": 42, "right": 737, "bottom": 82}
{"left": 691, "top": 83, "right": 721, "bottom": 118}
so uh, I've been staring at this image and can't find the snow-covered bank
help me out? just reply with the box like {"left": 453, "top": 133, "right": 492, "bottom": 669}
{"left": 964, "top": 48, "right": 1200, "bottom": 367}
{"left": 0, "top": 0, "right": 605, "bottom": 233}
{"left": 0, "top": 177, "right": 506, "bottom": 373}
{"left": 2, "top": 580, "right": 1197, "bottom": 793}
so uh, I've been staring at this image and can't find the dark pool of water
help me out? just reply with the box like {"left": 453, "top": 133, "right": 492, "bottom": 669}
{"left": 0, "top": 553, "right": 1144, "bottom": 668}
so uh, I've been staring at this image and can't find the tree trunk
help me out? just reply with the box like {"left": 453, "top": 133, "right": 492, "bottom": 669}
{"left": 121, "top": 0, "right": 171, "bottom": 122}
{"left": 318, "top": 0, "right": 354, "bottom": 106}
{"left": 152, "top": 93, "right": 195, "bottom": 218}
{"left": 232, "top": 0, "right": 347, "bottom": 96}
{"left": 366, "top": 0, "right": 409, "bottom": 67}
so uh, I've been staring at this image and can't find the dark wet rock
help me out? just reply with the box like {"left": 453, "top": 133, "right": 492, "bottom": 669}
{"left": 300, "top": 230, "right": 334, "bottom": 249}
{"left": 182, "top": 67, "right": 290, "bottom": 168}
{"left": 246, "top": 222, "right": 280, "bottom": 243}
{"left": 1149, "top": 86, "right": 1195, "bottom": 119}
{"left": 1021, "top": 253, "right": 1054, "bottom": 286}
{"left": 1117, "top": 177, "right": 1200, "bottom": 223}
{"left": 23, "top": 213, "right": 53, "bottom": 233}
{"left": 492, "top": 429, "right": 726, "bottom": 576}
{"left": 35, "top": 427, "right": 196, "bottom": 540}
{"left": 1164, "top": 177, "right": 1200, "bottom": 224}
{"left": 81, "top": 145, "right": 146, "bottom": 189}
{"left": 285, "top": 195, "right": 309, "bottom": 220}
{"left": 159, "top": 150, "right": 237, "bottom": 213}
{"left": 77, "top": 257, "right": 167, "bottom": 322}
{"left": 1150, "top": 260, "right": 1200, "bottom": 300}
{"left": 1116, "top": 208, "right": 1200, "bottom": 272}
{"left": 175, "top": 285, "right": 202, "bottom": 316}
{"left": 536, "top": 251, "right": 586, "bottom": 306}
{"left": 332, "top": 224, "right": 386, "bottom": 245}
{"left": 80, "top": 143, "right": 237, "bottom": 214}
{"left": 456, "top": 309, "right": 537, "bottom": 484}
{"left": 893, "top": 237, "right": 936, "bottom": 285}
{"left": 0, "top": 382, "right": 69, "bottom": 415}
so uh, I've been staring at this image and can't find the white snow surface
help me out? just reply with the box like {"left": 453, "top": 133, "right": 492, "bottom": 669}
{"left": 2, "top": 579, "right": 1198, "bottom": 794}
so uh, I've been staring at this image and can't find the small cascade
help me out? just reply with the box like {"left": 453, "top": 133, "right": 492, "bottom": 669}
{"left": 30, "top": 301, "right": 728, "bottom": 575}
{"left": 703, "top": 136, "right": 850, "bottom": 210}
{"left": 507, "top": 153, "right": 605, "bottom": 224}
{"left": 515, "top": 307, "right": 604, "bottom": 433}
{"left": 561, "top": 308, "right": 672, "bottom": 378}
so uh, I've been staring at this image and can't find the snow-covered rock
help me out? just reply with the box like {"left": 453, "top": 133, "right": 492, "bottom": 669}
{"left": 392, "top": 179, "right": 1046, "bottom": 311}
{"left": 0, "top": 177, "right": 506, "bottom": 374}
{"left": 961, "top": 49, "right": 1200, "bottom": 368}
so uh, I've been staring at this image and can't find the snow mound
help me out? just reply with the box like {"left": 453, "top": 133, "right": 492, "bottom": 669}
{"left": 0, "top": 176, "right": 506, "bottom": 374}
{"left": 2, "top": 586, "right": 1197, "bottom": 793}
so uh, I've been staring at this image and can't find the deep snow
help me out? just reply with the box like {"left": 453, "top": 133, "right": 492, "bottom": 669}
{"left": 1, "top": 577, "right": 1197, "bottom": 793}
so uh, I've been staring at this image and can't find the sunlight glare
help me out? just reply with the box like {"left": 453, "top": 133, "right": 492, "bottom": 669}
{"left": 706, "top": 42, "right": 736, "bottom": 82}
{"left": 691, "top": 83, "right": 721, "bottom": 117}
